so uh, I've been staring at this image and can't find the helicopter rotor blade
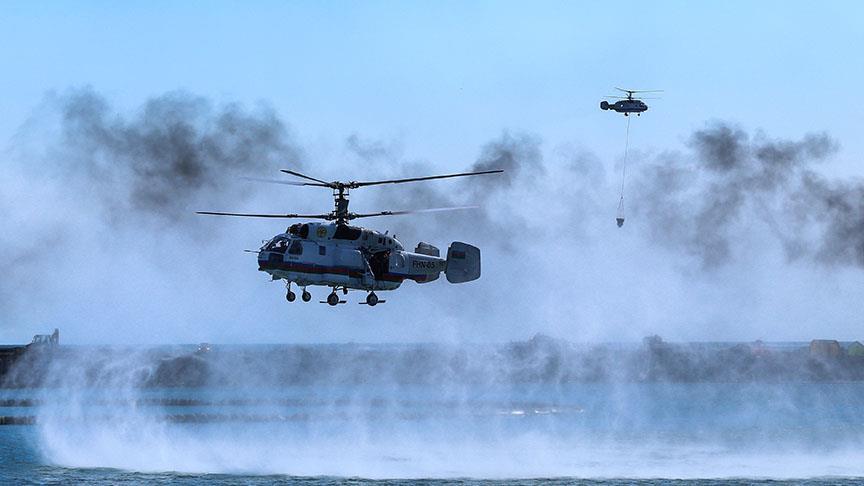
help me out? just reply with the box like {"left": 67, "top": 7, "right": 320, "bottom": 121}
{"left": 196, "top": 211, "right": 332, "bottom": 219}
{"left": 241, "top": 177, "right": 317, "bottom": 186}
{"left": 615, "top": 87, "right": 663, "bottom": 93}
{"left": 350, "top": 206, "right": 478, "bottom": 219}
{"left": 279, "top": 169, "right": 334, "bottom": 187}
{"left": 350, "top": 169, "right": 503, "bottom": 188}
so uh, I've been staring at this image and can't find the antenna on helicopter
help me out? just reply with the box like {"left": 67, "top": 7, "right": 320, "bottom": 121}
{"left": 197, "top": 168, "right": 503, "bottom": 224}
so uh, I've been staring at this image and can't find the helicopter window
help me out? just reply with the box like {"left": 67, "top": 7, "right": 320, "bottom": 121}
{"left": 288, "top": 240, "right": 304, "bottom": 255}
{"left": 378, "top": 237, "right": 383, "bottom": 244}
{"left": 333, "top": 225, "right": 362, "bottom": 240}
{"left": 266, "top": 237, "right": 289, "bottom": 252}
{"left": 299, "top": 224, "right": 309, "bottom": 239}
{"left": 318, "top": 245, "right": 326, "bottom": 256}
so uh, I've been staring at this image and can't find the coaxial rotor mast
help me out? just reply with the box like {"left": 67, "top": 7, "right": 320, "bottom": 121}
{"left": 197, "top": 168, "right": 504, "bottom": 224}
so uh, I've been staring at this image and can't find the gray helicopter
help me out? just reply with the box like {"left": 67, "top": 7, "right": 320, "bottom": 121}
{"left": 600, "top": 87, "right": 662, "bottom": 116}
{"left": 197, "top": 169, "right": 502, "bottom": 306}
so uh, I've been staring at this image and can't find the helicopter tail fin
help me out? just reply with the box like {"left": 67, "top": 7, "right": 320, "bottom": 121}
{"left": 445, "top": 242, "right": 481, "bottom": 283}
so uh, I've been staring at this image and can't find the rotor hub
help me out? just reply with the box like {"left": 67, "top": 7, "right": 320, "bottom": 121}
{"left": 196, "top": 168, "right": 503, "bottom": 224}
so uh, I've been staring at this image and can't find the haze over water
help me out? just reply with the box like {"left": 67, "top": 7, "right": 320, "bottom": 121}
{"left": 1, "top": 341, "right": 863, "bottom": 482}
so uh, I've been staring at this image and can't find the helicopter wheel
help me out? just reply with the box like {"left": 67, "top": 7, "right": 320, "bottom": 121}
{"left": 286, "top": 290, "right": 296, "bottom": 302}
{"left": 366, "top": 292, "right": 379, "bottom": 307}
{"left": 301, "top": 289, "right": 311, "bottom": 302}
{"left": 327, "top": 292, "right": 339, "bottom": 306}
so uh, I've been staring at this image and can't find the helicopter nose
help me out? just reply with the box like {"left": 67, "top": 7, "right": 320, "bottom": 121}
{"left": 258, "top": 251, "right": 280, "bottom": 269}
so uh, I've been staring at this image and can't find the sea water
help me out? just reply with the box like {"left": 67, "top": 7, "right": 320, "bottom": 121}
{"left": 2, "top": 380, "right": 864, "bottom": 484}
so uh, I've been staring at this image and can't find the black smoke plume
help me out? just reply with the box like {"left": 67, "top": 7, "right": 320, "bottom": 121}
{"left": 345, "top": 133, "right": 394, "bottom": 162}
{"left": 790, "top": 173, "right": 864, "bottom": 267}
{"left": 1, "top": 90, "right": 304, "bottom": 318}
{"left": 632, "top": 122, "right": 862, "bottom": 268}
{"left": 55, "top": 88, "right": 303, "bottom": 226}
{"left": 469, "top": 131, "right": 544, "bottom": 188}
{"left": 360, "top": 131, "right": 543, "bottom": 251}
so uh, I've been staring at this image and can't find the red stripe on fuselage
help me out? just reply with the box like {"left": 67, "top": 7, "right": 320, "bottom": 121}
{"left": 259, "top": 259, "right": 429, "bottom": 283}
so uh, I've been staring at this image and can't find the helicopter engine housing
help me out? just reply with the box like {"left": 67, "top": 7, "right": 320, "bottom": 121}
{"left": 414, "top": 242, "right": 440, "bottom": 257}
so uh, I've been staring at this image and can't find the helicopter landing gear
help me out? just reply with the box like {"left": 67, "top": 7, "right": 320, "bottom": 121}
{"left": 301, "top": 288, "right": 311, "bottom": 302}
{"left": 361, "top": 292, "right": 385, "bottom": 306}
{"left": 320, "top": 287, "right": 348, "bottom": 306}
{"left": 320, "top": 287, "right": 347, "bottom": 306}
{"left": 366, "top": 292, "right": 379, "bottom": 306}
{"left": 326, "top": 292, "right": 339, "bottom": 306}
{"left": 285, "top": 282, "right": 296, "bottom": 302}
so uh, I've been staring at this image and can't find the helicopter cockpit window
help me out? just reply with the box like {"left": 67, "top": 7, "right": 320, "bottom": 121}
{"left": 288, "top": 240, "right": 304, "bottom": 255}
{"left": 266, "top": 237, "right": 289, "bottom": 253}
{"left": 333, "top": 225, "right": 362, "bottom": 240}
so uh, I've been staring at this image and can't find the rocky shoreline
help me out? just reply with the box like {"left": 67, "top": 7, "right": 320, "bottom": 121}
{"left": 2, "top": 334, "right": 864, "bottom": 388}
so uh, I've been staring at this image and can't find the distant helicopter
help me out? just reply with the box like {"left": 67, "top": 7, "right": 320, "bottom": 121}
{"left": 600, "top": 87, "right": 662, "bottom": 116}
{"left": 198, "top": 169, "right": 502, "bottom": 306}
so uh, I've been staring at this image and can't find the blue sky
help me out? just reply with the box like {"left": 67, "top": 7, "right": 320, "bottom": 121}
{"left": 2, "top": 1, "right": 861, "bottom": 169}
{"left": 1, "top": 2, "right": 862, "bottom": 344}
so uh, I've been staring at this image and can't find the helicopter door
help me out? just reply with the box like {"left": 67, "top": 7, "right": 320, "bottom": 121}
{"left": 369, "top": 251, "right": 390, "bottom": 279}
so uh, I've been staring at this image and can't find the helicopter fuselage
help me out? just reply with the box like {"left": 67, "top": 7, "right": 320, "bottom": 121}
{"left": 257, "top": 222, "right": 459, "bottom": 293}
{"left": 600, "top": 99, "right": 648, "bottom": 115}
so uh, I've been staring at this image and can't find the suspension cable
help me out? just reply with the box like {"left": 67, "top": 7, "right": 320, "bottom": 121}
{"left": 616, "top": 116, "right": 631, "bottom": 227}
